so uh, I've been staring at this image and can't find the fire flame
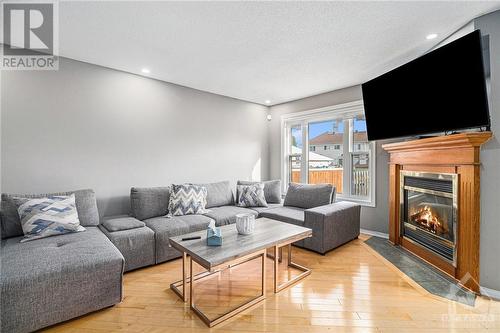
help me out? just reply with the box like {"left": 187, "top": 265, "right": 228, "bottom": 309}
{"left": 411, "top": 206, "right": 446, "bottom": 235}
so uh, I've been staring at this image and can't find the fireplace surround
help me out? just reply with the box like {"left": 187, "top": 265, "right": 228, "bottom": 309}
{"left": 382, "top": 132, "right": 492, "bottom": 293}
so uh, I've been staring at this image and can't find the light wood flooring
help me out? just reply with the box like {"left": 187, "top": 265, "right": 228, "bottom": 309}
{"left": 44, "top": 235, "right": 500, "bottom": 333}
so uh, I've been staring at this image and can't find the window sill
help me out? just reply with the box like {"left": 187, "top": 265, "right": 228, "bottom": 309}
{"left": 336, "top": 195, "right": 376, "bottom": 208}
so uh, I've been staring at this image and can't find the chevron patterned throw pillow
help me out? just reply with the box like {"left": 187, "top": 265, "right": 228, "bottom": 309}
{"left": 13, "top": 194, "right": 85, "bottom": 243}
{"left": 236, "top": 183, "right": 268, "bottom": 208}
{"left": 168, "top": 184, "right": 209, "bottom": 216}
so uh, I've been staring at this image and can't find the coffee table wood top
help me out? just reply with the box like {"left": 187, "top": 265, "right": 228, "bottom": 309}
{"left": 169, "top": 218, "right": 312, "bottom": 269}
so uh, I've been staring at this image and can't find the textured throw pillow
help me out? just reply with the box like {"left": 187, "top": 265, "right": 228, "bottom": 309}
{"left": 236, "top": 183, "right": 268, "bottom": 208}
{"left": 168, "top": 184, "right": 209, "bottom": 216}
{"left": 13, "top": 194, "right": 85, "bottom": 243}
{"left": 237, "top": 180, "right": 281, "bottom": 203}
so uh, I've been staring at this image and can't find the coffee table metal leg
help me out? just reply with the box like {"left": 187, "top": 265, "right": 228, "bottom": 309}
{"left": 171, "top": 252, "right": 219, "bottom": 302}
{"left": 189, "top": 250, "right": 266, "bottom": 327}
{"left": 170, "top": 252, "right": 187, "bottom": 301}
{"left": 273, "top": 244, "right": 311, "bottom": 293}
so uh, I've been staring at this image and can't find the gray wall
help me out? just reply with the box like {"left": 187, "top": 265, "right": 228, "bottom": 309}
{"left": 475, "top": 10, "right": 500, "bottom": 292}
{"left": 268, "top": 86, "right": 390, "bottom": 234}
{"left": 1, "top": 58, "right": 269, "bottom": 217}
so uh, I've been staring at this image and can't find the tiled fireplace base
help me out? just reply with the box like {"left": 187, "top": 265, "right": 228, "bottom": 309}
{"left": 364, "top": 236, "right": 476, "bottom": 306}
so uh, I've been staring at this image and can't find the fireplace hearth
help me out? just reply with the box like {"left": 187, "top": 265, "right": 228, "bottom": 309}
{"left": 400, "top": 171, "right": 457, "bottom": 264}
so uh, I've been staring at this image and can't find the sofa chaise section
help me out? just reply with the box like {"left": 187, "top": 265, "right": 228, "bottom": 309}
{"left": 0, "top": 189, "right": 124, "bottom": 333}
{"left": 260, "top": 183, "right": 361, "bottom": 254}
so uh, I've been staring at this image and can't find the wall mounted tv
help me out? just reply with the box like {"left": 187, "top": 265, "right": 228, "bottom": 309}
{"left": 362, "top": 30, "right": 490, "bottom": 141}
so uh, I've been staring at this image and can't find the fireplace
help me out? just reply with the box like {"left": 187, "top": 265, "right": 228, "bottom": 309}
{"left": 400, "top": 171, "right": 458, "bottom": 265}
{"left": 383, "top": 132, "right": 492, "bottom": 292}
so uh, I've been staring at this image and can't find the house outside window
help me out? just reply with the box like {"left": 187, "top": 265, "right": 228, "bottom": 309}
{"left": 281, "top": 100, "right": 376, "bottom": 207}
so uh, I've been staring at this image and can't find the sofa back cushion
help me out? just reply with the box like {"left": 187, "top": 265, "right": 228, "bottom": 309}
{"left": 130, "top": 187, "right": 170, "bottom": 221}
{"left": 237, "top": 180, "right": 281, "bottom": 203}
{"left": 283, "top": 183, "right": 335, "bottom": 209}
{"left": 196, "top": 181, "right": 234, "bottom": 208}
{"left": 0, "top": 189, "right": 99, "bottom": 239}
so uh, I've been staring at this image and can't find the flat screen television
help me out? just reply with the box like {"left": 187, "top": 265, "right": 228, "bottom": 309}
{"left": 362, "top": 30, "right": 490, "bottom": 141}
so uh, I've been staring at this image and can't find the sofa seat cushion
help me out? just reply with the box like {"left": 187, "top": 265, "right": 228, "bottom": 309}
{"left": 248, "top": 203, "right": 283, "bottom": 215}
{"left": 0, "top": 227, "right": 124, "bottom": 333}
{"left": 144, "top": 215, "right": 212, "bottom": 263}
{"left": 259, "top": 206, "right": 305, "bottom": 226}
{"left": 203, "top": 206, "right": 258, "bottom": 226}
{"left": 102, "top": 216, "right": 146, "bottom": 232}
{"left": 100, "top": 225, "right": 155, "bottom": 272}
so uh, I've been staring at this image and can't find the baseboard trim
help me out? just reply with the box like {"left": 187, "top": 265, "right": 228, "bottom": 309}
{"left": 360, "top": 228, "right": 389, "bottom": 239}
{"left": 480, "top": 286, "right": 500, "bottom": 300}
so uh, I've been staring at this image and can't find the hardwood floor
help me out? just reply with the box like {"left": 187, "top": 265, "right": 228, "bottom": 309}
{"left": 44, "top": 235, "right": 500, "bottom": 333}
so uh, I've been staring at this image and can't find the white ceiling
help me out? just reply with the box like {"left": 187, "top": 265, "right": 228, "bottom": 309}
{"left": 58, "top": 1, "right": 500, "bottom": 106}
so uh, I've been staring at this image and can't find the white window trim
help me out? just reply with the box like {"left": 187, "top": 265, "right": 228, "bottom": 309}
{"left": 280, "top": 100, "right": 376, "bottom": 207}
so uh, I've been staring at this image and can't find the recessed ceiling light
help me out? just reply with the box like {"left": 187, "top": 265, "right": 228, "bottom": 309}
{"left": 426, "top": 33, "right": 438, "bottom": 40}
{"left": 265, "top": 100, "right": 271, "bottom": 104}
{"left": 141, "top": 68, "right": 150, "bottom": 74}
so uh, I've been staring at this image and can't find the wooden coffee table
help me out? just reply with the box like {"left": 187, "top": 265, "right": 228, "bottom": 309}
{"left": 169, "top": 217, "right": 312, "bottom": 327}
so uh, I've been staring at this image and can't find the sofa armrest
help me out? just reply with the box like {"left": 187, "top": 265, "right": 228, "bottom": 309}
{"left": 304, "top": 201, "right": 361, "bottom": 253}
{"left": 101, "top": 215, "right": 145, "bottom": 232}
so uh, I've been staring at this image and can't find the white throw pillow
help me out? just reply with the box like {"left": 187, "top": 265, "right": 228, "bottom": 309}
{"left": 13, "top": 194, "right": 85, "bottom": 242}
{"left": 168, "top": 184, "right": 209, "bottom": 216}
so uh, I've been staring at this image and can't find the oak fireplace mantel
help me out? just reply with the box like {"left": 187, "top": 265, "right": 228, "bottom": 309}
{"left": 382, "top": 132, "right": 492, "bottom": 293}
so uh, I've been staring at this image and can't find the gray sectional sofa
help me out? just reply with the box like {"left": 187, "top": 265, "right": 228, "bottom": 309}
{"left": 0, "top": 190, "right": 124, "bottom": 333}
{"left": 103, "top": 181, "right": 361, "bottom": 271}
{"left": 0, "top": 181, "right": 360, "bottom": 332}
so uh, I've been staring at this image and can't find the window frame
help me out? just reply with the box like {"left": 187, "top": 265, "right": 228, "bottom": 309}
{"left": 280, "top": 100, "right": 376, "bottom": 207}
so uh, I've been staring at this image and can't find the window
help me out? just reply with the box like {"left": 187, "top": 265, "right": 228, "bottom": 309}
{"left": 309, "top": 119, "right": 344, "bottom": 193}
{"left": 288, "top": 125, "right": 303, "bottom": 184}
{"left": 281, "top": 101, "right": 376, "bottom": 206}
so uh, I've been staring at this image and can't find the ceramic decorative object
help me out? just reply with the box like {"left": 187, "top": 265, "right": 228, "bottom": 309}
{"left": 236, "top": 213, "right": 255, "bottom": 235}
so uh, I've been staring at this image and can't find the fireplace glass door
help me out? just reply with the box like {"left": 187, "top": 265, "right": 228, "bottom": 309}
{"left": 400, "top": 171, "right": 457, "bottom": 265}
{"left": 404, "top": 189, "right": 453, "bottom": 242}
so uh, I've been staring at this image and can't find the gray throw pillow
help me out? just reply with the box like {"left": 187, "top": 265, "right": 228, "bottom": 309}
{"left": 284, "top": 183, "right": 335, "bottom": 209}
{"left": 237, "top": 180, "right": 281, "bottom": 203}
{"left": 13, "top": 194, "right": 85, "bottom": 242}
{"left": 168, "top": 184, "right": 209, "bottom": 216}
{"left": 236, "top": 183, "right": 268, "bottom": 208}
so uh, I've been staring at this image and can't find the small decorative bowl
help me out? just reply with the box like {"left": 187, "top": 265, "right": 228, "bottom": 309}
{"left": 235, "top": 213, "right": 255, "bottom": 235}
